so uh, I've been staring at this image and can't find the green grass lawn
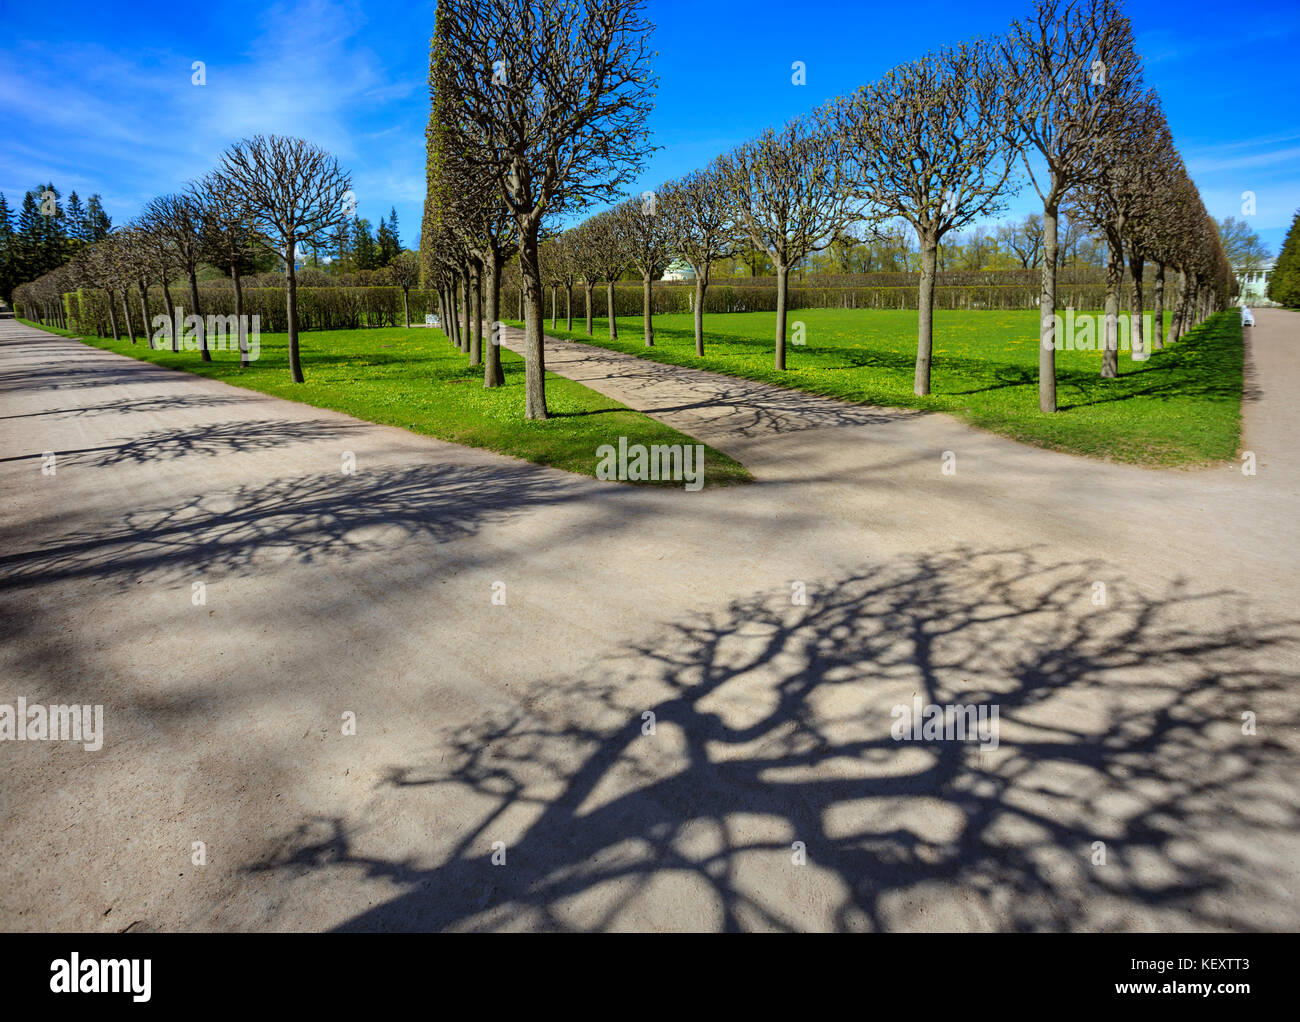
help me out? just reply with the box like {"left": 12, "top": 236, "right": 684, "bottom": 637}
{"left": 517, "top": 307, "right": 1242, "bottom": 466}
{"left": 21, "top": 320, "right": 751, "bottom": 487}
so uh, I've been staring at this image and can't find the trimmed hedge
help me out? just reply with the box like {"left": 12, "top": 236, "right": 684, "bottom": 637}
{"left": 63, "top": 286, "right": 442, "bottom": 336}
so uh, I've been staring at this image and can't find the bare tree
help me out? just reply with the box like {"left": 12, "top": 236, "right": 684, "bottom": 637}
{"left": 389, "top": 251, "right": 421, "bottom": 328}
{"left": 1000, "top": 0, "right": 1143, "bottom": 411}
{"left": 117, "top": 225, "right": 160, "bottom": 348}
{"left": 216, "top": 134, "right": 352, "bottom": 383}
{"left": 1142, "top": 158, "right": 1197, "bottom": 350}
{"left": 436, "top": 0, "right": 657, "bottom": 419}
{"left": 1067, "top": 90, "right": 1165, "bottom": 376}
{"left": 143, "top": 193, "right": 211, "bottom": 360}
{"left": 1120, "top": 103, "right": 1180, "bottom": 361}
{"left": 587, "top": 210, "right": 629, "bottom": 340}
{"left": 571, "top": 217, "right": 605, "bottom": 336}
{"left": 612, "top": 193, "right": 670, "bottom": 345}
{"left": 1216, "top": 216, "right": 1272, "bottom": 272}
{"left": 104, "top": 232, "right": 140, "bottom": 344}
{"left": 198, "top": 171, "right": 259, "bottom": 367}
{"left": 540, "top": 236, "right": 562, "bottom": 330}
{"left": 137, "top": 218, "right": 181, "bottom": 351}
{"left": 556, "top": 229, "right": 579, "bottom": 331}
{"left": 658, "top": 161, "right": 738, "bottom": 356}
{"left": 717, "top": 104, "right": 857, "bottom": 370}
{"left": 1018, "top": 214, "right": 1045, "bottom": 268}
{"left": 76, "top": 242, "right": 119, "bottom": 340}
{"left": 838, "top": 39, "right": 1021, "bottom": 395}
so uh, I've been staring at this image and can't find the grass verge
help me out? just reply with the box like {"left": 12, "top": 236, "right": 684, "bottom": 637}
{"left": 515, "top": 307, "right": 1242, "bottom": 467}
{"left": 18, "top": 319, "right": 751, "bottom": 487}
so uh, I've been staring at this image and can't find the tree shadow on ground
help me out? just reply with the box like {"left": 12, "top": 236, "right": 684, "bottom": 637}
{"left": 0, "top": 418, "right": 375, "bottom": 467}
{"left": 535, "top": 334, "right": 912, "bottom": 437}
{"left": 0, "top": 392, "right": 260, "bottom": 422}
{"left": 1057, "top": 316, "right": 1243, "bottom": 410}
{"left": 0, "top": 352, "right": 193, "bottom": 394}
{"left": 0, "top": 461, "right": 582, "bottom": 590}
{"left": 249, "top": 547, "right": 1299, "bottom": 931}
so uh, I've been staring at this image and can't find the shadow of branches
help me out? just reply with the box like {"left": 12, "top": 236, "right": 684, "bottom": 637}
{"left": 0, "top": 418, "right": 375, "bottom": 468}
{"left": 0, "top": 392, "right": 260, "bottom": 422}
{"left": 0, "top": 461, "right": 581, "bottom": 590}
{"left": 250, "top": 547, "right": 1299, "bottom": 931}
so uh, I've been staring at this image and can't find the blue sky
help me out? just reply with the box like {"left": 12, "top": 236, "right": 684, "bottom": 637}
{"left": 3, "top": 0, "right": 1298, "bottom": 254}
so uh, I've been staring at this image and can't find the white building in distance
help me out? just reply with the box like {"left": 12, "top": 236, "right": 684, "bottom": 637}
{"left": 1236, "top": 260, "right": 1275, "bottom": 305}
{"left": 661, "top": 258, "right": 696, "bottom": 282}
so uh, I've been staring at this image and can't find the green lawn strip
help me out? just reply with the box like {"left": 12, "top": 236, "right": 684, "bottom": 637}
{"left": 19, "top": 320, "right": 751, "bottom": 487}
{"left": 517, "top": 307, "right": 1241, "bottom": 467}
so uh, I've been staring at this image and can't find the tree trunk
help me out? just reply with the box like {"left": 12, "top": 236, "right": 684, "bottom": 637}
{"left": 1102, "top": 236, "right": 1122, "bottom": 378}
{"left": 449, "top": 280, "right": 462, "bottom": 348}
{"left": 584, "top": 284, "right": 594, "bottom": 334}
{"left": 402, "top": 288, "right": 411, "bottom": 329}
{"left": 106, "top": 296, "right": 119, "bottom": 341}
{"left": 190, "top": 269, "right": 209, "bottom": 361}
{"left": 286, "top": 256, "right": 304, "bottom": 383}
{"left": 469, "top": 262, "right": 482, "bottom": 368}
{"left": 551, "top": 285, "right": 557, "bottom": 329}
{"left": 774, "top": 261, "right": 788, "bottom": 370}
{"left": 606, "top": 281, "right": 618, "bottom": 339}
{"left": 642, "top": 273, "right": 654, "bottom": 346}
{"left": 120, "top": 290, "right": 136, "bottom": 345}
{"left": 1038, "top": 203, "right": 1059, "bottom": 412}
{"left": 1128, "top": 249, "right": 1146, "bottom": 360}
{"left": 1151, "top": 265, "right": 1165, "bottom": 351}
{"left": 565, "top": 285, "right": 573, "bottom": 330}
{"left": 233, "top": 267, "right": 247, "bottom": 367}
{"left": 1168, "top": 271, "right": 1186, "bottom": 345}
{"left": 484, "top": 253, "right": 505, "bottom": 388}
{"left": 915, "top": 239, "right": 938, "bottom": 395}
{"left": 518, "top": 228, "right": 548, "bottom": 419}
{"left": 693, "top": 268, "right": 706, "bottom": 357}
{"left": 138, "top": 283, "right": 152, "bottom": 349}
{"left": 460, "top": 274, "right": 470, "bottom": 353}
{"left": 162, "top": 281, "right": 178, "bottom": 352}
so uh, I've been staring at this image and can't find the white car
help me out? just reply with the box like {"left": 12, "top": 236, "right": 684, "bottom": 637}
{"left": 1241, "top": 306, "right": 1255, "bottom": 327}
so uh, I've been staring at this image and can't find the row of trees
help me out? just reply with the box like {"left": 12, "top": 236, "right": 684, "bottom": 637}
{"left": 13, "top": 135, "right": 387, "bottom": 382}
{"left": 422, "top": 0, "right": 1232, "bottom": 419}
{"left": 0, "top": 185, "right": 112, "bottom": 304}
{"left": 17, "top": 0, "right": 1237, "bottom": 421}
{"left": 420, "top": 0, "right": 657, "bottom": 417}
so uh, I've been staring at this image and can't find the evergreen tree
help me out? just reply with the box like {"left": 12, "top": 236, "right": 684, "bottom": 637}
{"left": 85, "top": 195, "right": 112, "bottom": 241}
{"left": 65, "top": 191, "right": 87, "bottom": 244}
{"left": 377, "top": 209, "right": 401, "bottom": 266}
{"left": 0, "top": 193, "right": 15, "bottom": 302}
{"left": 16, "top": 190, "right": 45, "bottom": 279}
{"left": 36, "top": 183, "right": 66, "bottom": 269}
{"left": 352, "top": 217, "right": 377, "bottom": 270}
{"left": 1268, "top": 209, "right": 1300, "bottom": 308}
